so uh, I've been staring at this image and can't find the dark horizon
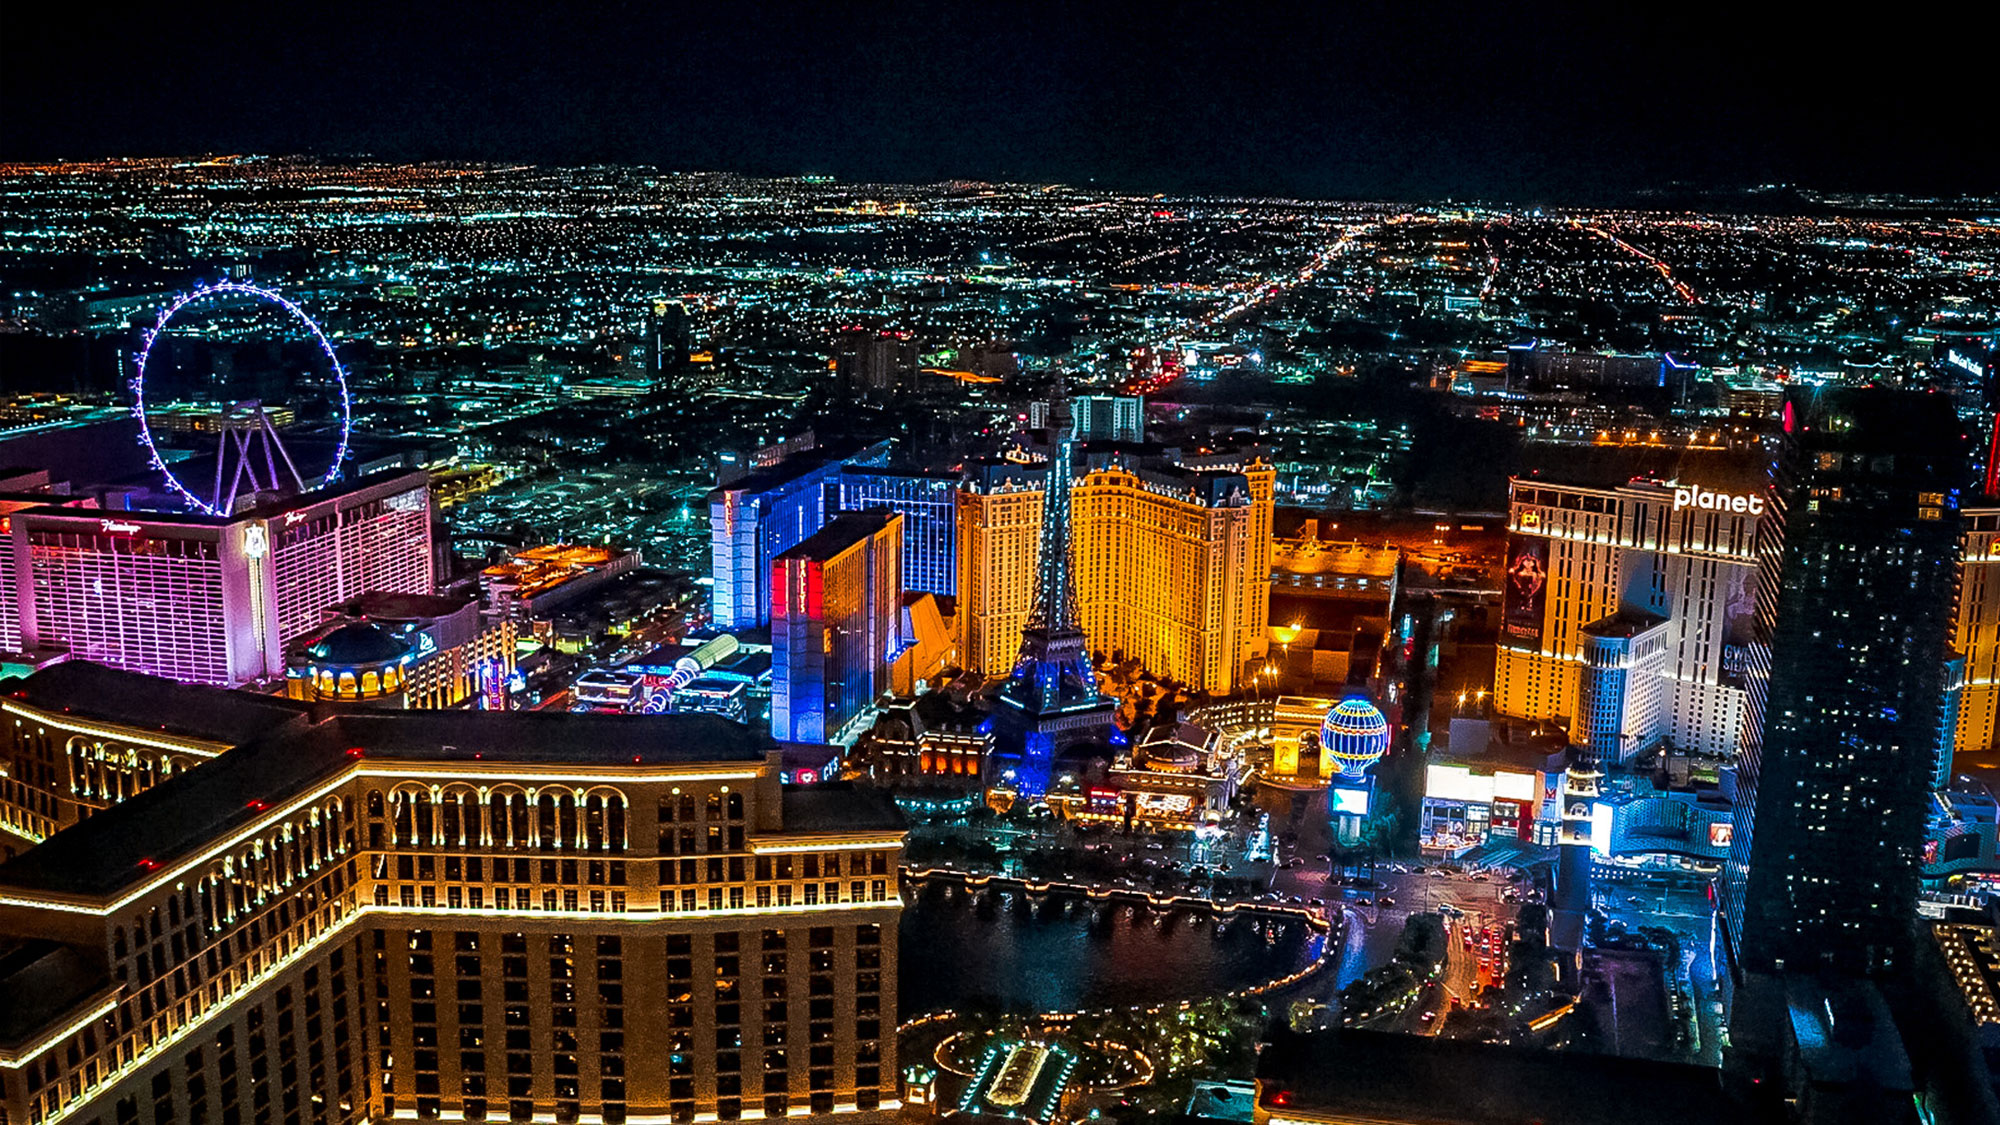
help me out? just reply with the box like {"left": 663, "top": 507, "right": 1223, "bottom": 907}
{"left": 4, "top": 1, "right": 1995, "bottom": 204}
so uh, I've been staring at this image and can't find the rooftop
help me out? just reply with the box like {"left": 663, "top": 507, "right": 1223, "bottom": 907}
{"left": 0, "top": 670, "right": 776, "bottom": 899}
{"left": 1, "top": 660, "right": 311, "bottom": 748}
{"left": 1582, "top": 609, "right": 1670, "bottom": 639}
{"left": 1256, "top": 1028, "right": 1755, "bottom": 1125}
{"left": 778, "top": 783, "right": 907, "bottom": 835}
{"left": 1515, "top": 444, "right": 1770, "bottom": 495}
{"left": 776, "top": 510, "right": 899, "bottom": 563}
{"left": 322, "top": 590, "right": 478, "bottom": 622}
{"left": 0, "top": 939, "right": 109, "bottom": 1052}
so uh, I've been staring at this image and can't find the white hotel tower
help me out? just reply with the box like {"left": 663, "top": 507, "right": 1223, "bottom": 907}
{"left": 1495, "top": 451, "right": 1769, "bottom": 762}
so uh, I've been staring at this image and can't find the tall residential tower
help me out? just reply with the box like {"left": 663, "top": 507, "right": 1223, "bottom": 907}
{"left": 1727, "top": 388, "right": 1965, "bottom": 979}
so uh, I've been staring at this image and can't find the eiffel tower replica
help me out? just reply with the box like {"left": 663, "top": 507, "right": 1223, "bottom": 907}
{"left": 993, "top": 372, "right": 1116, "bottom": 796}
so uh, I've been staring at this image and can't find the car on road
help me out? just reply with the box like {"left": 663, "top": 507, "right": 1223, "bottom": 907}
{"left": 1379, "top": 894, "right": 1396, "bottom": 906}
{"left": 1429, "top": 870, "right": 1450, "bottom": 879}
{"left": 1420, "top": 1010, "right": 1436, "bottom": 1023}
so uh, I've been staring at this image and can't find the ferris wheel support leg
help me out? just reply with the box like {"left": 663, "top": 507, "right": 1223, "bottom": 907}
{"left": 263, "top": 414, "right": 307, "bottom": 493}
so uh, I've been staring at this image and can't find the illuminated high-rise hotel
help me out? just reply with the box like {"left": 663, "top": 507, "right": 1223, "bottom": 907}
{"left": 771, "top": 511, "right": 904, "bottom": 746}
{"left": 956, "top": 453, "right": 1273, "bottom": 696}
{"left": 0, "top": 470, "right": 434, "bottom": 687}
{"left": 1494, "top": 452, "right": 1767, "bottom": 761}
{"left": 0, "top": 661, "right": 905, "bottom": 1125}
{"left": 708, "top": 442, "right": 891, "bottom": 631}
{"left": 1952, "top": 505, "right": 2000, "bottom": 759}
{"left": 837, "top": 468, "right": 959, "bottom": 597}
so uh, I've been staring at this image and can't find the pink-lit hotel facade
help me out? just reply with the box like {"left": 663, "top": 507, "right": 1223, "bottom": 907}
{"left": 0, "top": 471, "right": 434, "bottom": 687}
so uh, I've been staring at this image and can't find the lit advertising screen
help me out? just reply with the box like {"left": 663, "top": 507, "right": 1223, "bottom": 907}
{"left": 1426, "top": 764, "right": 1494, "bottom": 803}
{"left": 1502, "top": 534, "right": 1550, "bottom": 647}
{"left": 1330, "top": 786, "right": 1370, "bottom": 816}
{"left": 1707, "top": 822, "right": 1733, "bottom": 848}
{"left": 1493, "top": 770, "right": 1536, "bottom": 802}
{"left": 1718, "top": 564, "right": 1757, "bottom": 689}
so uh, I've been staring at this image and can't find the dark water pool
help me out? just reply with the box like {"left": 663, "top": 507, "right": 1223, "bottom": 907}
{"left": 898, "top": 880, "right": 1325, "bottom": 1016}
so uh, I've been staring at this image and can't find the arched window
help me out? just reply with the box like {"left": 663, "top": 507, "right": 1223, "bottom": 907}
{"left": 538, "top": 792, "right": 560, "bottom": 848}
{"left": 488, "top": 791, "right": 512, "bottom": 846}
{"left": 607, "top": 795, "right": 627, "bottom": 852}
{"left": 559, "top": 793, "right": 579, "bottom": 849}
{"left": 727, "top": 792, "right": 744, "bottom": 820}
{"left": 391, "top": 791, "right": 414, "bottom": 844}
{"left": 583, "top": 790, "right": 627, "bottom": 852}
{"left": 440, "top": 793, "right": 462, "bottom": 847}
{"left": 412, "top": 790, "right": 435, "bottom": 845}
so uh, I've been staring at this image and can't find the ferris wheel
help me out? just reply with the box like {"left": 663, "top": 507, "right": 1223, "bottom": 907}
{"left": 129, "top": 281, "right": 353, "bottom": 517}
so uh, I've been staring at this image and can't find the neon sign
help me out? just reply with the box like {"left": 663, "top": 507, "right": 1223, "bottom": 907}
{"left": 1673, "top": 484, "right": 1765, "bottom": 516}
{"left": 242, "top": 525, "right": 268, "bottom": 559}
{"left": 99, "top": 519, "right": 142, "bottom": 534}
{"left": 1947, "top": 349, "right": 1985, "bottom": 377}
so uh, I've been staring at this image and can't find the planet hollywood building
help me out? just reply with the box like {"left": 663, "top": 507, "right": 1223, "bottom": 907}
{"left": 1494, "top": 453, "right": 1770, "bottom": 763}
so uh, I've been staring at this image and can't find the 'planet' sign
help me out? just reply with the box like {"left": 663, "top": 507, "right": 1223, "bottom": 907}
{"left": 1673, "top": 484, "right": 1765, "bottom": 515}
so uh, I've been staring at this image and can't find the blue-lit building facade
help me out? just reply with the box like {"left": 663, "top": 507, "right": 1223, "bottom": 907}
{"left": 838, "top": 466, "right": 959, "bottom": 597}
{"left": 771, "top": 510, "right": 904, "bottom": 746}
{"left": 707, "top": 440, "right": 890, "bottom": 630}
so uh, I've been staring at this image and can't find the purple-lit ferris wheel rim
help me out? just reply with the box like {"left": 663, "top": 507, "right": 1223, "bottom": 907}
{"left": 129, "top": 281, "right": 352, "bottom": 517}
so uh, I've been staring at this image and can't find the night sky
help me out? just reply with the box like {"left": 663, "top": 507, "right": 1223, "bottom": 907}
{"left": 3, "top": 1, "right": 1992, "bottom": 201}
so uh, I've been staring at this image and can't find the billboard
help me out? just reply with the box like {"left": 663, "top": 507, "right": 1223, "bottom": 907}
{"left": 1427, "top": 764, "right": 1495, "bottom": 803}
{"left": 1330, "top": 786, "right": 1371, "bottom": 817}
{"left": 1502, "top": 534, "right": 1550, "bottom": 647}
{"left": 1718, "top": 563, "right": 1757, "bottom": 690}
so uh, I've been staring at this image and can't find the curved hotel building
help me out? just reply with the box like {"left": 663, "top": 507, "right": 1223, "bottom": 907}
{"left": 0, "top": 661, "right": 905, "bottom": 1125}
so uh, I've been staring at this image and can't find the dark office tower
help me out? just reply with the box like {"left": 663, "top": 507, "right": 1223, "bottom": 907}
{"left": 831, "top": 329, "right": 920, "bottom": 396}
{"left": 1725, "top": 387, "right": 1966, "bottom": 981}
{"left": 644, "top": 299, "right": 689, "bottom": 377}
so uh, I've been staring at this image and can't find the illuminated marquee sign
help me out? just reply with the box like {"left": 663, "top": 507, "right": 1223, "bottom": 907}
{"left": 1673, "top": 484, "right": 1765, "bottom": 516}
{"left": 99, "top": 519, "right": 142, "bottom": 534}
{"left": 1947, "top": 349, "right": 1986, "bottom": 377}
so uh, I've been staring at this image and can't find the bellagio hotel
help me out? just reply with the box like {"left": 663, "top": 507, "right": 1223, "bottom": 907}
{"left": 0, "top": 661, "right": 906, "bottom": 1125}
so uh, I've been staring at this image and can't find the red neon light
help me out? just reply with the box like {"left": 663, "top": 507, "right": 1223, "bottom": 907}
{"left": 1985, "top": 412, "right": 2000, "bottom": 498}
